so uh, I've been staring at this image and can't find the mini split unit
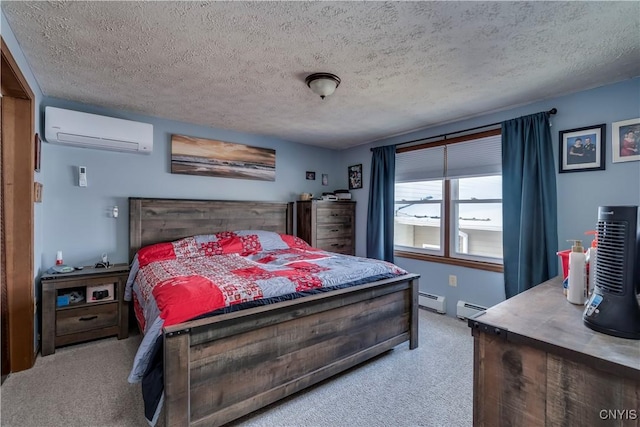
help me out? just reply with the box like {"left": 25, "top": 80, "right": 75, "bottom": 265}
{"left": 44, "top": 107, "right": 153, "bottom": 154}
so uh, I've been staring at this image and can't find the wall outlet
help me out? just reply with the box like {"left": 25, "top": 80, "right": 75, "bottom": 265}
{"left": 448, "top": 275, "right": 457, "bottom": 287}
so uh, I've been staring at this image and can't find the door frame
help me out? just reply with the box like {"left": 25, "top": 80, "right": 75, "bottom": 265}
{"left": 1, "top": 36, "right": 36, "bottom": 374}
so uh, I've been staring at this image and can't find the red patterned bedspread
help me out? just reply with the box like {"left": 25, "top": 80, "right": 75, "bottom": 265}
{"left": 133, "top": 231, "right": 406, "bottom": 328}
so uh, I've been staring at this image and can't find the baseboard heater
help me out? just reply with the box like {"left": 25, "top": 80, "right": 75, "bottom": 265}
{"left": 418, "top": 292, "right": 446, "bottom": 314}
{"left": 456, "top": 300, "right": 487, "bottom": 319}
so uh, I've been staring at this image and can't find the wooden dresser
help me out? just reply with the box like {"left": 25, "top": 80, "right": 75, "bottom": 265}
{"left": 469, "top": 276, "right": 640, "bottom": 426}
{"left": 296, "top": 200, "right": 355, "bottom": 255}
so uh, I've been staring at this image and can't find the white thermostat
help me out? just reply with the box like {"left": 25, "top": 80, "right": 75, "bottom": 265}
{"left": 79, "top": 166, "right": 87, "bottom": 187}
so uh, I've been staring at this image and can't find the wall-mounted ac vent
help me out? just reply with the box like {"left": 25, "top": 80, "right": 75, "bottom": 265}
{"left": 418, "top": 292, "right": 446, "bottom": 314}
{"left": 44, "top": 106, "right": 153, "bottom": 154}
{"left": 456, "top": 300, "right": 487, "bottom": 320}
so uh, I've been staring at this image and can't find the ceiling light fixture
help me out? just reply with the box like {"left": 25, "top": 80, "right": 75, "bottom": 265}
{"left": 305, "top": 73, "right": 341, "bottom": 100}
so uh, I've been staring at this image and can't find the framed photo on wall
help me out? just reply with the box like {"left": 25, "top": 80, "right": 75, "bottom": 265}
{"left": 559, "top": 124, "right": 605, "bottom": 173}
{"left": 612, "top": 118, "right": 640, "bottom": 163}
{"left": 348, "top": 164, "right": 362, "bottom": 189}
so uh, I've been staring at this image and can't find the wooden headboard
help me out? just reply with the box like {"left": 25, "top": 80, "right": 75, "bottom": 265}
{"left": 129, "top": 198, "right": 293, "bottom": 261}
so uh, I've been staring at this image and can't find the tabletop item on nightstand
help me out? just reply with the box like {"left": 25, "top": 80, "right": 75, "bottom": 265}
{"left": 94, "top": 252, "right": 111, "bottom": 268}
{"left": 56, "top": 250, "right": 63, "bottom": 265}
{"left": 49, "top": 264, "right": 75, "bottom": 274}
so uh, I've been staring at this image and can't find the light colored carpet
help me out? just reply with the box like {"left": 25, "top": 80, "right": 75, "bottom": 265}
{"left": 0, "top": 310, "right": 473, "bottom": 427}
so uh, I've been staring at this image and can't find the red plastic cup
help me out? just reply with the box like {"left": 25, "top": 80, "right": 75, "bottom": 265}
{"left": 556, "top": 250, "right": 571, "bottom": 279}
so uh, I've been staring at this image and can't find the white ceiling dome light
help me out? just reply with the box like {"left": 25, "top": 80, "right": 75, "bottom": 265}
{"left": 305, "top": 73, "right": 341, "bottom": 100}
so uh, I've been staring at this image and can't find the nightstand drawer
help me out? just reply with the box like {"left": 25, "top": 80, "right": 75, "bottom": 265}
{"left": 56, "top": 303, "right": 118, "bottom": 336}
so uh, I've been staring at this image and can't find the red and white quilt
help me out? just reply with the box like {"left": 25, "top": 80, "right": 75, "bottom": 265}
{"left": 132, "top": 231, "right": 405, "bottom": 328}
{"left": 127, "top": 230, "right": 407, "bottom": 384}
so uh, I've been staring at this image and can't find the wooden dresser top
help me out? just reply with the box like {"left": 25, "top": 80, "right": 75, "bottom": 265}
{"left": 469, "top": 276, "right": 640, "bottom": 377}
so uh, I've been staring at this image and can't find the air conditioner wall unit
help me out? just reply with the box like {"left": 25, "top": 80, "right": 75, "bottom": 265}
{"left": 456, "top": 300, "right": 487, "bottom": 320}
{"left": 44, "top": 106, "right": 153, "bottom": 154}
{"left": 418, "top": 292, "right": 446, "bottom": 314}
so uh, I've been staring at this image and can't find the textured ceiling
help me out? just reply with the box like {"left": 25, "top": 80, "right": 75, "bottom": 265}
{"left": 2, "top": 1, "right": 639, "bottom": 150}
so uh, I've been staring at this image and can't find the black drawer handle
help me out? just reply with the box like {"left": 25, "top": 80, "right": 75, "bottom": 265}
{"left": 331, "top": 229, "right": 340, "bottom": 232}
{"left": 79, "top": 316, "right": 98, "bottom": 321}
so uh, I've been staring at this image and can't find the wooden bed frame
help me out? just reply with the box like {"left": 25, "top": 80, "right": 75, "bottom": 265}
{"left": 129, "top": 197, "right": 419, "bottom": 427}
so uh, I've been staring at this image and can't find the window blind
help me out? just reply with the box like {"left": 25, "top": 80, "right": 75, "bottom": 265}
{"left": 395, "top": 134, "right": 501, "bottom": 183}
{"left": 395, "top": 146, "right": 445, "bottom": 182}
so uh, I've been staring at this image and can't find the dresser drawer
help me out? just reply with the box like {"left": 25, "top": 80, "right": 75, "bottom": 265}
{"left": 56, "top": 303, "right": 118, "bottom": 336}
{"left": 316, "top": 223, "right": 352, "bottom": 239}
{"left": 317, "top": 237, "right": 354, "bottom": 255}
{"left": 316, "top": 207, "right": 354, "bottom": 225}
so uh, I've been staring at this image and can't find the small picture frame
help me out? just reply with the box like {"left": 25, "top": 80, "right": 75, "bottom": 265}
{"left": 306, "top": 171, "right": 315, "bottom": 180}
{"left": 612, "top": 118, "right": 640, "bottom": 163}
{"left": 322, "top": 173, "right": 328, "bottom": 186}
{"left": 34, "top": 133, "right": 41, "bottom": 172}
{"left": 559, "top": 124, "right": 605, "bottom": 173}
{"left": 348, "top": 164, "right": 363, "bottom": 189}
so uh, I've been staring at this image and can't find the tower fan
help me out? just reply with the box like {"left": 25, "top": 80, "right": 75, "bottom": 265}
{"left": 583, "top": 206, "right": 640, "bottom": 339}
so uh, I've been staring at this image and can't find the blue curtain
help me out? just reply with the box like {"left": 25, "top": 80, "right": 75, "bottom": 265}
{"left": 502, "top": 112, "right": 558, "bottom": 298}
{"left": 367, "top": 145, "right": 396, "bottom": 262}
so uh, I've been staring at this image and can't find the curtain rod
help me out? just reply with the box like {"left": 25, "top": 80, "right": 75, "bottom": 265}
{"left": 371, "top": 108, "right": 557, "bottom": 151}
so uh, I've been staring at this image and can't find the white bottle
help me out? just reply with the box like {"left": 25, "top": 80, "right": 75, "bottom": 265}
{"left": 585, "top": 231, "right": 598, "bottom": 296}
{"left": 567, "top": 240, "right": 587, "bottom": 305}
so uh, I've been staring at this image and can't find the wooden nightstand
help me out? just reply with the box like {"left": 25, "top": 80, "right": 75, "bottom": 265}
{"left": 41, "top": 264, "right": 129, "bottom": 356}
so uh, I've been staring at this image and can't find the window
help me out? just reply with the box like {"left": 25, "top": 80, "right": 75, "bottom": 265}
{"left": 394, "top": 130, "right": 503, "bottom": 272}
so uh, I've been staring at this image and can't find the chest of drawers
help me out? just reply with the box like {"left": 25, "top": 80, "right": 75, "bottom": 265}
{"left": 296, "top": 200, "right": 355, "bottom": 255}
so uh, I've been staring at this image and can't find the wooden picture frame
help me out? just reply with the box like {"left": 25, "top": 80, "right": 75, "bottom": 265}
{"left": 348, "top": 164, "right": 362, "bottom": 189}
{"left": 559, "top": 124, "right": 605, "bottom": 173}
{"left": 612, "top": 118, "right": 640, "bottom": 163}
{"left": 34, "top": 133, "right": 41, "bottom": 172}
{"left": 306, "top": 171, "right": 315, "bottom": 180}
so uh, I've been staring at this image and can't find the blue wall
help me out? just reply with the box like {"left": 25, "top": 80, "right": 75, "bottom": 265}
{"left": 38, "top": 97, "right": 346, "bottom": 269}
{"left": 344, "top": 78, "right": 640, "bottom": 315}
